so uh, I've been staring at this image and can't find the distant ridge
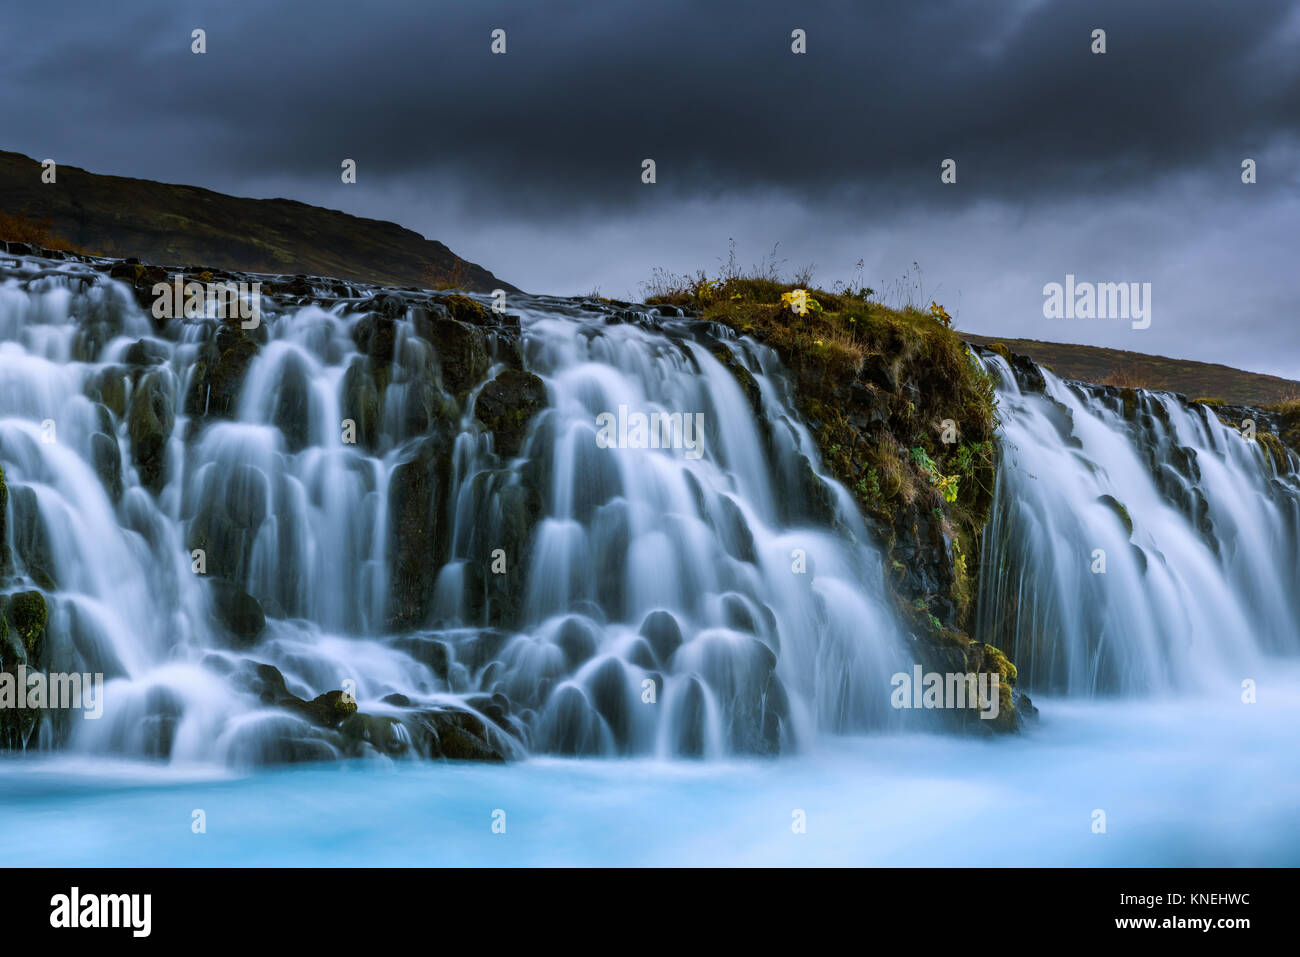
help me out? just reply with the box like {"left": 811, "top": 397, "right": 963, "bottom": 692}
{"left": 0, "top": 150, "right": 517, "bottom": 293}
{"left": 963, "top": 332, "right": 1300, "bottom": 408}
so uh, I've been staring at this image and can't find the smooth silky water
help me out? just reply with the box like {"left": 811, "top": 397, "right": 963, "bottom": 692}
{"left": 0, "top": 253, "right": 1296, "bottom": 865}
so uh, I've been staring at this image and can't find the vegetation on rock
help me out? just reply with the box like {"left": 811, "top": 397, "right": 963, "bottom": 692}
{"left": 644, "top": 261, "right": 1026, "bottom": 729}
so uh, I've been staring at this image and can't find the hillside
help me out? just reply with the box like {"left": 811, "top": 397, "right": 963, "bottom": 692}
{"left": 962, "top": 333, "right": 1300, "bottom": 408}
{"left": 0, "top": 150, "right": 515, "bottom": 293}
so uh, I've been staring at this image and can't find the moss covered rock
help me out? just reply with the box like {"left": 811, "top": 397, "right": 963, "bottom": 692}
{"left": 441, "top": 293, "right": 493, "bottom": 326}
{"left": 473, "top": 368, "right": 547, "bottom": 458}
{"left": 242, "top": 662, "right": 359, "bottom": 730}
{"left": 127, "top": 369, "right": 175, "bottom": 493}
{"left": 1097, "top": 493, "right": 1134, "bottom": 537}
{"left": 209, "top": 579, "right": 266, "bottom": 645}
{"left": 648, "top": 278, "right": 1026, "bottom": 730}
{"left": 184, "top": 323, "right": 260, "bottom": 423}
{"left": 413, "top": 707, "right": 508, "bottom": 762}
{"left": 90, "top": 431, "right": 124, "bottom": 502}
{"left": 340, "top": 359, "right": 384, "bottom": 452}
{"left": 420, "top": 315, "right": 489, "bottom": 396}
{"left": 290, "top": 689, "right": 358, "bottom": 727}
{"left": 386, "top": 433, "right": 454, "bottom": 630}
{"left": 10, "top": 590, "right": 47, "bottom": 654}
{"left": 352, "top": 313, "right": 398, "bottom": 364}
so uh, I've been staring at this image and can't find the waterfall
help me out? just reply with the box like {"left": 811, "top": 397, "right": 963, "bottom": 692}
{"left": 0, "top": 250, "right": 914, "bottom": 764}
{"left": 976, "top": 351, "right": 1300, "bottom": 696}
{"left": 5, "top": 247, "right": 1298, "bottom": 768}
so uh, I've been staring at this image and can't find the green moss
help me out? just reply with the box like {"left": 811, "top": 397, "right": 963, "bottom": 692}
{"left": 472, "top": 369, "right": 548, "bottom": 458}
{"left": 10, "top": 590, "right": 47, "bottom": 652}
{"left": 442, "top": 294, "right": 492, "bottom": 325}
{"left": 1097, "top": 494, "right": 1133, "bottom": 537}
{"left": 1257, "top": 431, "right": 1287, "bottom": 472}
{"left": 1193, "top": 396, "right": 1227, "bottom": 407}
{"left": 1119, "top": 387, "right": 1139, "bottom": 420}
{"left": 976, "top": 642, "right": 1018, "bottom": 722}
{"left": 1266, "top": 399, "right": 1300, "bottom": 455}
{"left": 951, "top": 532, "right": 973, "bottom": 621}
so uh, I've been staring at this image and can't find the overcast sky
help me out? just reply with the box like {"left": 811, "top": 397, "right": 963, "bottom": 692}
{"left": 3, "top": 0, "right": 1298, "bottom": 377}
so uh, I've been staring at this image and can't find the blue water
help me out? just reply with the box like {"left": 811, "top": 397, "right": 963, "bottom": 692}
{"left": 2, "top": 674, "right": 1297, "bottom": 867}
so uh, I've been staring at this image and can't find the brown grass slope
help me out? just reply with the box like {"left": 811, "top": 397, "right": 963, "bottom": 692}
{"left": 0, "top": 150, "right": 517, "bottom": 292}
{"left": 963, "top": 333, "right": 1299, "bottom": 408}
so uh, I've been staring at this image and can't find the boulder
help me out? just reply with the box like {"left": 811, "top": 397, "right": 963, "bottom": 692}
{"left": 473, "top": 368, "right": 547, "bottom": 458}
{"left": 8, "top": 590, "right": 47, "bottom": 656}
{"left": 639, "top": 610, "right": 683, "bottom": 666}
{"left": 340, "top": 359, "right": 383, "bottom": 451}
{"left": 413, "top": 706, "right": 508, "bottom": 761}
{"left": 184, "top": 324, "right": 260, "bottom": 422}
{"left": 90, "top": 432, "right": 123, "bottom": 502}
{"left": 352, "top": 314, "right": 398, "bottom": 364}
{"left": 124, "top": 338, "right": 169, "bottom": 367}
{"left": 126, "top": 369, "right": 174, "bottom": 493}
{"left": 209, "top": 579, "right": 266, "bottom": 645}
{"left": 386, "top": 435, "right": 453, "bottom": 630}
{"left": 420, "top": 316, "right": 489, "bottom": 396}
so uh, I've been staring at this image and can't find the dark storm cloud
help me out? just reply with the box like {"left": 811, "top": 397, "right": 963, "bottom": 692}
{"left": 5, "top": 0, "right": 1297, "bottom": 210}
{"left": 2, "top": 0, "right": 1299, "bottom": 376}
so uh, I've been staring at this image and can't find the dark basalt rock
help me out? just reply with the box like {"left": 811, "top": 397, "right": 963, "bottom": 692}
{"left": 209, "top": 579, "right": 266, "bottom": 645}
{"left": 473, "top": 368, "right": 547, "bottom": 458}
{"left": 223, "top": 464, "right": 269, "bottom": 530}
{"left": 7, "top": 485, "right": 55, "bottom": 587}
{"left": 588, "top": 657, "right": 633, "bottom": 751}
{"left": 420, "top": 315, "right": 489, "bottom": 396}
{"left": 184, "top": 323, "right": 261, "bottom": 424}
{"left": 9, "top": 590, "right": 48, "bottom": 655}
{"left": 124, "top": 337, "right": 169, "bottom": 367}
{"left": 390, "top": 635, "right": 451, "bottom": 682}
{"left": 412, "top": 706, "right": 507, "bottom": 761}
{"left": 638, "top": 610, "right": 683, "bottom": 667}
{"left": 287, "top": 689, "right": 358, "bottom": 728}
{"left": 440, "top": 294, "right": 493, "bottom": 326}
{"left": 340, "top": 359, "right": 383, "bottom": 452}
{"left": 386, "top": 433, "right": 454, "bottom": 631}
{"left": 84, "top": 365, "right": 129, "bottom": 418}
{"left": 269, "top": 348, "right": 313, "bottom": 452}
{"left": 126, "top": 368, "right": 174, "bottom": 493}
{"left": 107, "top": 262, "right": 170, "bottom": 315}
{"left": 554, "top": 615, "right": 599, "bottom": 669}
{"left": 352, "top": 313, "right": 398, "bottom": 364}
{"left": 0, "top": 602, "right": 41, "bottom": 748}
{"left": 90, "top": 431, "right": 123, "bottom": 502}
{"left": 670, "top": 675, "right": 708, "bottom": 757}
{"left": 241, "top": 662, "right": 358, "bottom": 730}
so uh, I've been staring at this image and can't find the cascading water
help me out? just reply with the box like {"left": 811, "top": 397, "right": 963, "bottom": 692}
{"left": 976, "top": 351, "right": 1300, "bottom": 696}
{"left": 3, "top": 251, "right": 1299, "bottom": 866}
{"left": 0, "top": 250, "right": 915, "bottom": 766}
